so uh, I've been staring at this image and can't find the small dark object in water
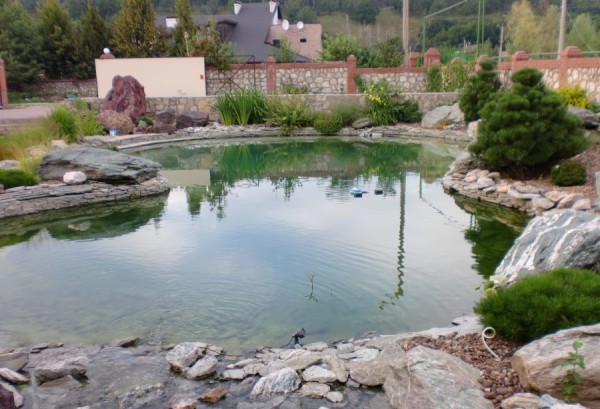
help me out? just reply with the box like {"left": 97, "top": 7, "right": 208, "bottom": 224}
{"left": 374, "top": 189, "right": 383, "bottom": 195}
{"left": 353, "top": 193, "right": 363, "bottom": 198}
{"left": 292, "top": 328, "right": 306, "bottom": 345}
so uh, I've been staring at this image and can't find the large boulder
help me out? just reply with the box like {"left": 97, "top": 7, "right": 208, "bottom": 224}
{"left": 38, "top": 147, "right": 161, "bottom": 184}
{"left": 97, "top": 110, "right": 135, "bottom": 135}
{"left": 176, "top": 111, "right": 209, "bottom": 129}
{"left": 251, "top": 367, "right": 301, "bottom": 397}
{"left": 567, "top": 106, "right": 599, "bottom": 129}
{"left": 421, "top": 103, "right": 464, "bottom": 129}
{"left": 101, "top": 75, "right": 146, "bottom": 122}
{"left": 493, "top": 210, "right": 600, "bottom": 286}
{"left": 34, "top": 354, "right": 88, "bottom": 383}
{"left": 511, "top": 323, "right": 600, "bottom": 409}
{"left": 383, "top": 346, "right": 493, "bottom": 409}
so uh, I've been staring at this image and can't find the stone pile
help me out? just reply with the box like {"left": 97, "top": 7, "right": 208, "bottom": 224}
{"left": 443, "top": 165, "right": 594, "bottom": 216}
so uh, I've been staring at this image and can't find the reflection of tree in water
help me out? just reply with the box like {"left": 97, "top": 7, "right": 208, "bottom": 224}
{"left": 0, "top": 194, "right": 168, "bottom": 247}
{"left": 453, "top": 195, "right": 528, "bottom": 278}
{"left": 173, "top": 140, "right": 451, "bottom": 218}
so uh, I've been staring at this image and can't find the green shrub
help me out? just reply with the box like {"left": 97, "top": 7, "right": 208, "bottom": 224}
{"left": 557, "top": 84, "right": 589, "bottom": 108}
{"left": 313, "top": 113, "right": 343, "bottom": 135}
{"left": 459, "top": 59, "right": 501, "bottom": 122}
{"left": 443, "top": 59, "right": 470, "bottom": 92}
{"left": 0, "top": 169, "right": 39, "bottom": 188}
{"left": 214, "top": 89, "right": 267, "bottom": 126}
{"left": 364, "top": 79, "right": 398, "bottom": 125}
{"left": 551, "top": 162, "right": 587, "bottom": 186}
{"left": 393, "top": 100, "right": 422, "bottom": 123}
{"left": 426, "top": 64, "right": 444, "bottom": 92}
{"left": 469, "top": 68, "right": 588, "bottom": 175}
{"left": 331, "top": 102, "right": 362, "bottom": 127}
{"left": 138, "top": 115, "right": 154, "bottom": 126}
{"left": 474, "top": 268, "right": 600, "bottom": 342}
{"left": 49, "top": 105, "right": 79, "bottom": 143}
{"left": 265, "top": 96, "right": 314, "bottom": 136}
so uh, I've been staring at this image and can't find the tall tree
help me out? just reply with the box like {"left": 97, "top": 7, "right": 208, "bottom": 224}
{"left": 112, "top": 0, "right": 162, "bottom": 57}
{"left": 506, "top": 0, "right": 558, "bottom": 54}
{"left": 566, "top": 13, "right": 600, "bottom": 52}
{"left": 173, "top": 0, "right": 196, "bottom": 56}
{"left": 37, "top": 0, "right": 76, "bottom": 79}
{"left": 74, "top": 0, "right": 109, "bottom": 78}
{"left": 0, "top": 0, "right": 42, "bottom": 89}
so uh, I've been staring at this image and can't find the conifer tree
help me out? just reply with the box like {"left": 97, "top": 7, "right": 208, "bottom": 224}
{"left": 173, "top": 0, "right": 196, "bottom": 56}
{"left": 112, "top": 0, "right": 161, "bottom": 57}
{"left": 0, "top": 0, "right": 42, "bottom": 88}
{"left": 469, "top": 68, "right": 587, "bottom": 175}
{"left": 37, "top": 0, "right": 76, "bottom": 79}
{"left": 459, "top": 59, "right": 501, "bottom": 122}
{"left": 75, "top": 0, "right": 109, "bottom": 78}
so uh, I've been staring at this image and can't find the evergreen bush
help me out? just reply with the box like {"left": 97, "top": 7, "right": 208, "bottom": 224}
{"left": 313, "top": 113, "right": 343, "bottom": 135}
{"left": 551, "top": 162, "right": 587, "bottom": 186}
{"left": 393, "top": 100, "right": 422, "bottom": 123}
{"left": 0, "top": 169, "right": 39, "bottom": 188}
{"left": 469, "top": 68, "right": 588, "bottom": 175}
{"left": 474, "top": 268, "right": 600, "bottom": 342}
{"left": 459, "top": 59, "right": 501, "bottom": 122}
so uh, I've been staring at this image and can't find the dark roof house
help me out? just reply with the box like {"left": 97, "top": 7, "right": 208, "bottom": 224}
{"left": 158, "top": 1, "right": 322, "bottom": 63}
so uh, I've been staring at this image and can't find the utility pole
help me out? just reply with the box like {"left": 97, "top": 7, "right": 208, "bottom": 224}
{"left": 403, "top": 0, "right": 409, "bottom": 65}
{"left": 557, "top": 0, "right": 567, "bottom": 57}
{"left": 498, "top": 24, "right": 504, "bottom": 63}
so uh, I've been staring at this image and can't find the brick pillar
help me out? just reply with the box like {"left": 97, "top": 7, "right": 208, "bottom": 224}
{"left": 423, "top": 48, "right": 441, "bottom": 67}
{"left": 408, "top": 52, "right": 420, "bottom": 68}
{"left": 559, "top": 46, "right": 582, "bottom": 88}
{"left": 511, "top": 51, "right": 529, "bottom": 73}
{"left": 346, "top": 55, "right": 357, "bottom": 94}
{"left": 266, "top": 57, "right": 276, "bottom": 94}
{"left": 0, "top": 58, "right": 8, "bottom": 107}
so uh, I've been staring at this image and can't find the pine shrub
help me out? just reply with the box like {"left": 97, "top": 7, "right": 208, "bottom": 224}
{"left": 0, "top": 169, "right": 39, "bottom": 188}
{"left": 551, "top": 162, "right": 587, "bottom": 186}
{"left": 474, "top": 268, "right": 600, "bottom": 342}
{"left": 459, "top": 59, "right": 501, "bottom": 122}
{"left": 313, "top": 113, "right": 343, "bottom": 135}
{"left": 469, "top": 68, "right": 588, "bottom": 174}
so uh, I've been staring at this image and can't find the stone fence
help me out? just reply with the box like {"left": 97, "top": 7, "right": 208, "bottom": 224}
{"left": 37, "top": 79, "right": 98, "bottom": 99}
{"left": 33, "top": 47, "right": 599, "bottom": 103}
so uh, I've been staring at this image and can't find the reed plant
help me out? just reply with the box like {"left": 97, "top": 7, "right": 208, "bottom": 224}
{"left": 49, "top": 105, "right": 79, "bottom": 143}
{"left": 214, "top": 89, "right": 267, "bottom": 126}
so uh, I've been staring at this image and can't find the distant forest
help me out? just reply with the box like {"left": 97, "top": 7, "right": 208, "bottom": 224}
{"left": 16, "top": 0, "right": 600, "bottom": 21}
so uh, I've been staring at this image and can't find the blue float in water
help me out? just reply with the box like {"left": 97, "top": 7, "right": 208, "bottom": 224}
{"left": 349, "top": 187, "right": 362, "bottom": 194}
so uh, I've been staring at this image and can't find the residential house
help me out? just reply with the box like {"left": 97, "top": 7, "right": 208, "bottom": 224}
{"left": 157, "top": 1, "right": 322, "bottom": 63}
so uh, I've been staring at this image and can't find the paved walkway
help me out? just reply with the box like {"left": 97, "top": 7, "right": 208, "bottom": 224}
{"left": 0, "top": 104, "right": 54, "bottom": 131}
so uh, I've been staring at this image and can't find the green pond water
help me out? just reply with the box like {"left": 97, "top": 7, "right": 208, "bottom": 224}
{"left": 0, "top": 138, "right": 528, "bottom": 353}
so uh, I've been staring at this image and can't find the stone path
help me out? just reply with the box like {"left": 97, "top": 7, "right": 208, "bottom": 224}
{"left": 0, "top": 105, "right": 53, "bottom": 132}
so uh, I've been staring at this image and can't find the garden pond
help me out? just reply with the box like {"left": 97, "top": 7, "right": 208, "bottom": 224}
{"left": 0, "top": 138, "right": 529, "bottom": 353}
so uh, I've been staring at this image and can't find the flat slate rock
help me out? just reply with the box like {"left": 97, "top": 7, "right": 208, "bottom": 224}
{"left": 38, "top": 147, "right": 161, "bottom": 184}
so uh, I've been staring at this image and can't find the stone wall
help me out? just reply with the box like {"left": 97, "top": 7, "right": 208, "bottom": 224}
{"left": 357, "top": 69, "right": 427, "bottom": 93}
{"left": 276, "top": 66, "right": 347, "bottom": 94}
{"left": 144, "top": 92, "right": 458, "bottom": 117}
{"left": 205, "top": 65, "right": 268, "bottom": 95}
{"left": 0, "top": 177, "right": 170, "bottom": 220}
{"left": 38, "top": 79, "right": 98, "bottom": 98}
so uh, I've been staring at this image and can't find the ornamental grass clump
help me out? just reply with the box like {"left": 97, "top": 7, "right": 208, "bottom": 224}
{"left": 214, "top": 89, "right": 267, "bottom": 126}
{"left": 0, "top": 169, "right": 39, "bottom": 188}
{"left": 49, "top": 105, "right": 79, "bottom": 143}
{"left": 474, "top": 268, "right": 600, "bottom": 343}
{"left": 265, "top": 96, "right": 314, "bottom": 136}
{"left": 312, "top": 112, "right": 343, "bottom": 135}
{"left": 469, "top": 68, "right": 588, "bottom": 176}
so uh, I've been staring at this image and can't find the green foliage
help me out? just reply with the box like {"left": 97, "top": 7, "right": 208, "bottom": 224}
{"left": 214, "top": 89, "right": 267, "bottom": 126}
{"left": 557, "top": 84, "right": 590, "bottom": 108}
{"left": 72, "top": 99, "right": 104, "bottom": 136}
{"left": 363, "top": 79, "right": 421, "bottom": 125}
{"left": 313, "top": 112, "right": 343, "bottom": 135}
{"left": 0, "top": 0, "right": 42, "bottom": 89}
{"left": 282, "top": 0, "right": 317, "bottom": 24}
{"left": 474, "top": 268, "right": 600, "bottom": 342}
{"left": 346, "top": 0, "right": 378, "bottom": 24}
{"left": 190, "top": 19, "right": 235, "bottom": 70}
{"left": 394, "top": 100, "right": 422, "bottom": 123}
{"left": 0, "top": 169, "right": 39, "bottom": 188}
{"left": 560, "top": 339, "right": 586, "bottom": 403}
{"left": 469, "top": 68, "right": 588, "bottom": 174}
{"left": 270, "top": 37, "right": 298, "bottom": 63}
{"left": 172, "top": 0, "right": 196, "bottom": 56}
{"left": 319, "top": 33, "right": 360, "bottom": 62}
{"left": 37, "top": 0, "right": 76, "bottom": 79}
{"left": 551, "top": 162, "right": 587, "bottom": 186}
{"left": 459, "top": 59, "right": 501, "bottom": 122}
{"left": 331, "top": 102, "right": 362, "bottom": 126}
{"left": 49, "top": 105, "right": 79, "bottom": 142}
{"left": 427, "top": 60, "right": 471, "bottom": 92}
{"left": 506, "top": 0, "right": 560, "bottom": 54}
{"left": 566, "top": 13, "right": 600, "bottom": 53}
{"left": 138, "top": 115, "right": 154, "bottom": 126}
{"left": 280, "top": 79, "right": 311, "bottom": 95}
{"left": 74, "top": 0, "right": 109, "bottom": 79}
{"left": 112, "top": 0, "right": 163, "bottom": 57}
{"left": 265, "top": 96, "right": 314, "bottom": 136}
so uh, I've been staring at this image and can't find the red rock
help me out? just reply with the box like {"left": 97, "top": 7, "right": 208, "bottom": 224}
{"left": 101, "top": 75, "right": 146, "bottom": 122}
